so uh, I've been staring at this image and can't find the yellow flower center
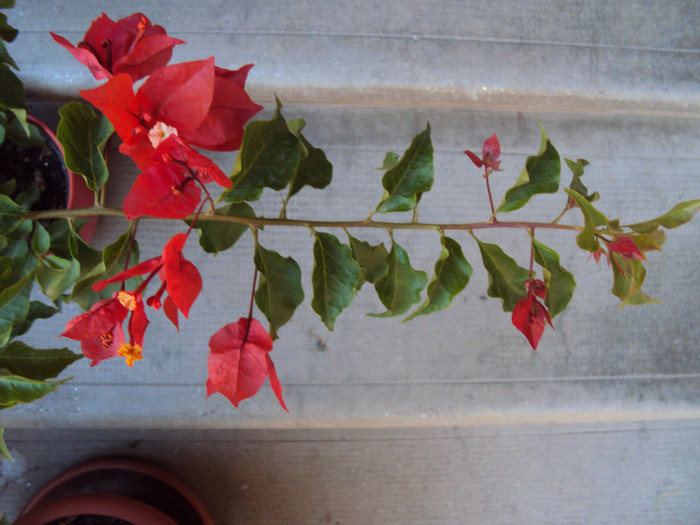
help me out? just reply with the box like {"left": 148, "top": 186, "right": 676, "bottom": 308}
{"left": 118, "top": 343, "right": 143, "bottom": 367}
{"left": 117, "top": 291, "right": 138, "bottom": 311}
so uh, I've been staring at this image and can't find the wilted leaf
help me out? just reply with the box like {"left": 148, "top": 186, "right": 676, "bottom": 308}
{"left": 404, "top": 235, "right": 472, "bottom": 321}
{"left": 311, "top": 232, "right": 360, "bottom": 330}
{"left": 565, "top": 157, "right": 598, "bottom": 202}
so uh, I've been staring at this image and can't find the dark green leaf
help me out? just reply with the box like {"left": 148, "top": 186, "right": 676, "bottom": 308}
{"left": 376, "top": 123, "right": 434, "bottom": 213}
{"left": 0, "top": 294, "right": 29, "bottom": 347}
{"left": 369, "top": 240, "right": 428, "bottom": 317}
{"left": 475, "top": 236, "right": 529, "bottom": 312}
{"left": 57, "top": 101, "right": 112, "bottom": 192}
{"left": 190, "top": 203, "right": 255, "bottom": 254}
{"left": 0, "top": 371, "right": 65, "bottom": 408}
{"left": 0, "top": 64, "right": 25, "bottom": 129}
{"left": 0, "top": 194, "right": 22, "bottom": 235}
{"left": 311, "top": 232, "right": 360, "bottom": 330}
{"left": 226, "top": 99, "right": 300, "bottom": 199}
{"left": 498, "top": 124, "right": 560, "bottom": 212}
{"left": 626, "top": 199, "right": 700, "bottom": 233}
{"left": 565, "top": 188, "right": 610, "bottom": 252}
{"left": 11, "top": 300, "right": 59, "bottom": 338}
{"left": 347, "top": 234, "right": 389, "bottom": 290}
{"left": 611, "top": 259, "right": 659, "bottom": 307}
{"left": 288, "top": 134, "right": 333, "bottom": 198}
{"left": 0, "top": 40, "right": 17, "bottom": 69}
{"left": 254, "top": 243, "right": 304, "bottom": 337}
{"left": 0, "top": 11, "right": 17, "bottom": 42}
{"left": 0, "top": 341, "right": 81, "bottom": 380}
{"left": 532, "top": 239, "right": 575, "bottom": 318}
{"left": 404, "top": 235, "right": 472, "bottom": 321}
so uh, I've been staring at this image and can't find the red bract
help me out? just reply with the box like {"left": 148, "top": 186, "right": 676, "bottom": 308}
{"left": 512, "top": 279, "right": 553, "bottom": 350}
{"left": 80, "top": 58, "right": 262, "bottom": 170}
{"left": 151, "top": 136, "right": 231, "bottom": 188}
{"left": 93, "top": 233, "right": 202, "bottom": 324}
{"left": 206, "top": 318, "right": 287, "bottom": 411}
{"left": 51, "top": 13, "right": 184, "bottom": 81}
{"left": 123, "top": 161, "right": 202, "bottom": 220}
{"left": 464, "top": 133, "right": 502, "bottom": 172}
{"left": 590, "top": 236, "right": 646, "bottom": 276}
{"left": 62, "top": 291, "right": 148, "bottom": 367}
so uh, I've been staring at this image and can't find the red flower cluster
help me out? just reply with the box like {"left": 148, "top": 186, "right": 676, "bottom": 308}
{"left": 58, "top": 14, "right": 282, "bottom": 409}
{"left": 512, "top": 279, "right": 553, "bottom": 350}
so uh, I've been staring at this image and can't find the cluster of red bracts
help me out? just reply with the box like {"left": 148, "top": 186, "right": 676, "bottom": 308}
{"left": 56, "top": 13, "right": 286, "bottom": 410}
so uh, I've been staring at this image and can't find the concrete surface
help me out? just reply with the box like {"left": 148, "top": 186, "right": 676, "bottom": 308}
{"left": 2, "top": 1, "right": 699, "bottom": 523}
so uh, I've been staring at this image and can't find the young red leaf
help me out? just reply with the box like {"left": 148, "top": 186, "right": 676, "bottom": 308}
{"left": 206, "top": 318, "right": 287, "bottom": 410}
{"left": 607, "top": 236, "right": 646, "bottom": 261}
{"left": 123, "top": 162, "right": 202, "bottom": 220}
{"left": 464, "top": 133, "right": 502, "bottom": 171}
{"left": 511, "top": 289, "right": 553, "bottom": 350}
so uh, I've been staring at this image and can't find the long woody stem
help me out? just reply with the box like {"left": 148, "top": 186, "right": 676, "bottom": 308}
{"left": 23, "top": 206, "right": 584, "bottom": 234}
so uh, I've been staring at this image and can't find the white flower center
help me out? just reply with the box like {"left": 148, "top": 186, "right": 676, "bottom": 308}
{"left": 148, "top": 121, "right": 179, "bottom": 148}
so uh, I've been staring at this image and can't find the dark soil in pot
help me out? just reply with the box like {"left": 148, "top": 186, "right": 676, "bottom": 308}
{"left": 0, "top": 125, "right": 68, "bottom": 216}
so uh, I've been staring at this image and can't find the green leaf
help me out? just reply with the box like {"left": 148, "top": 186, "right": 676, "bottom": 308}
{"left": 0, "top": 39, "right": 18, "bottom": 69}
{"left": 57, "top": 101, "right": 113, "bottom": 192}
{"left": 0, "top": 371, "right": 65, "bottom": 408}
{"left": 369, "top": 240, "right": 428, "bottom": 317}
{"left": 10, "top": 300, "right": 59, "bottom": 338}
{"left": 498, "top": 123, "right": 561, "bottom": 212}
{"left": 31, "top": 222, "right": 50, "bottom": 256}
{"left": 254, "top": 243, "right": 304, "bottom": 337}
{"left": 0, "top": 341, "right": 81, "bottom": 380}
{"left": 37, "top": 255, "right": 81, "bottom": 301}
{"left": 0, "top": 193, "right": 22, "bottom": 235}
{"left": 347, "top": 234, "right": 389, "bottom": 290}
{"left": 288, "top": 134, "right": 333, "bottom": 199}
{"left": 532, "top": 239, "right": 576, "bottom": 318}
{"left": 0, "top": 64, "right": 25, "bottom": 131}
{"left": 0, "top": 426, "right": 11, "bottom": 462}
{"left": 378, "top": 152, "right": 400, "bottom": 171}
{"left": 226, "top": 98, "right": 300, "bottom": 199}
{"left": 565, "top": 157, "right": 598, "bottom": 202}
{"left": 0, "top": 11, "right": 18, "bottom": 42}
{"left": 474, "top": 236, "right": 529, "bottom": 312}
{"left": 376, "top": 123, "right": 434, "bottom": 213}
{"left": 626, "top": 199, "right": 700, "bottom": 233}
{"left": 190, "top": 203, "right": 255, "bottom": 254}
{"left": 404, "top": 235, "right": 472, "bottom": 321}
{"left": 0, "top": 294, "right": 28, "bottom": 347}
{"left": 565, "top": 188, "right": 610, "bottom": 252}
{"left": 611, "top": 258, "right": 660, "bottom": 308}
{"left": 311, "top": 232, "right": 360, "bottom": 330}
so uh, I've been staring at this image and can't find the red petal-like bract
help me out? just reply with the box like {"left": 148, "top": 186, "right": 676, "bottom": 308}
{"left": 206, "top": 318, "right": 287, "bottom": 411}
{"left": 180, "top": 68, "right": 263, "bottom": 151}
{"left": 162, "top": 233, "right": 202, "bottom": 317}
{"left": 463, "top": 149, "right": 483, "bottom": 168}
{"left": 136, "top": 58, "right": 215, "bottom": 132}
{"left": 80, "top": 74, "right": 140, "bottom": 143}
{"left": 81, "top": 322, "right": 125, "bottom": 367}
{"left": 512, "top": 294, "right": 553, "bottom": 350}
{"left": 62, "top": 297, "right": 128, "bottom": 340}
{"left": 92, "top": 257, "right": 162, "bottom": 292}
{"left": 607, "top": 236, "right": 646, "bottom": 261}
{"left": 482, "top": 133, "right": 501, "bottom": 163}
{"left": 152, "top": 136, "right": 231, "bottom": 188}
{"left": 52, "top": 13, "right": 183, "bottom": 81}
{"left": 123, "top": 162, "right": 202, "bottom": 219}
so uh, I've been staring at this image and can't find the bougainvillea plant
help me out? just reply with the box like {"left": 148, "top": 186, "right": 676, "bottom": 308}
{"left": 1, "top": 9, "right": 699, "bottom": 460}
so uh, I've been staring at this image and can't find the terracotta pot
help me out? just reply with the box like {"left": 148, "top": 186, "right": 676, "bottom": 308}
{"left": 14, "top": 457, "right": 215, "bottom": 525}
{"left": 27, "top": 115, "right": 98, "bottom": 243}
